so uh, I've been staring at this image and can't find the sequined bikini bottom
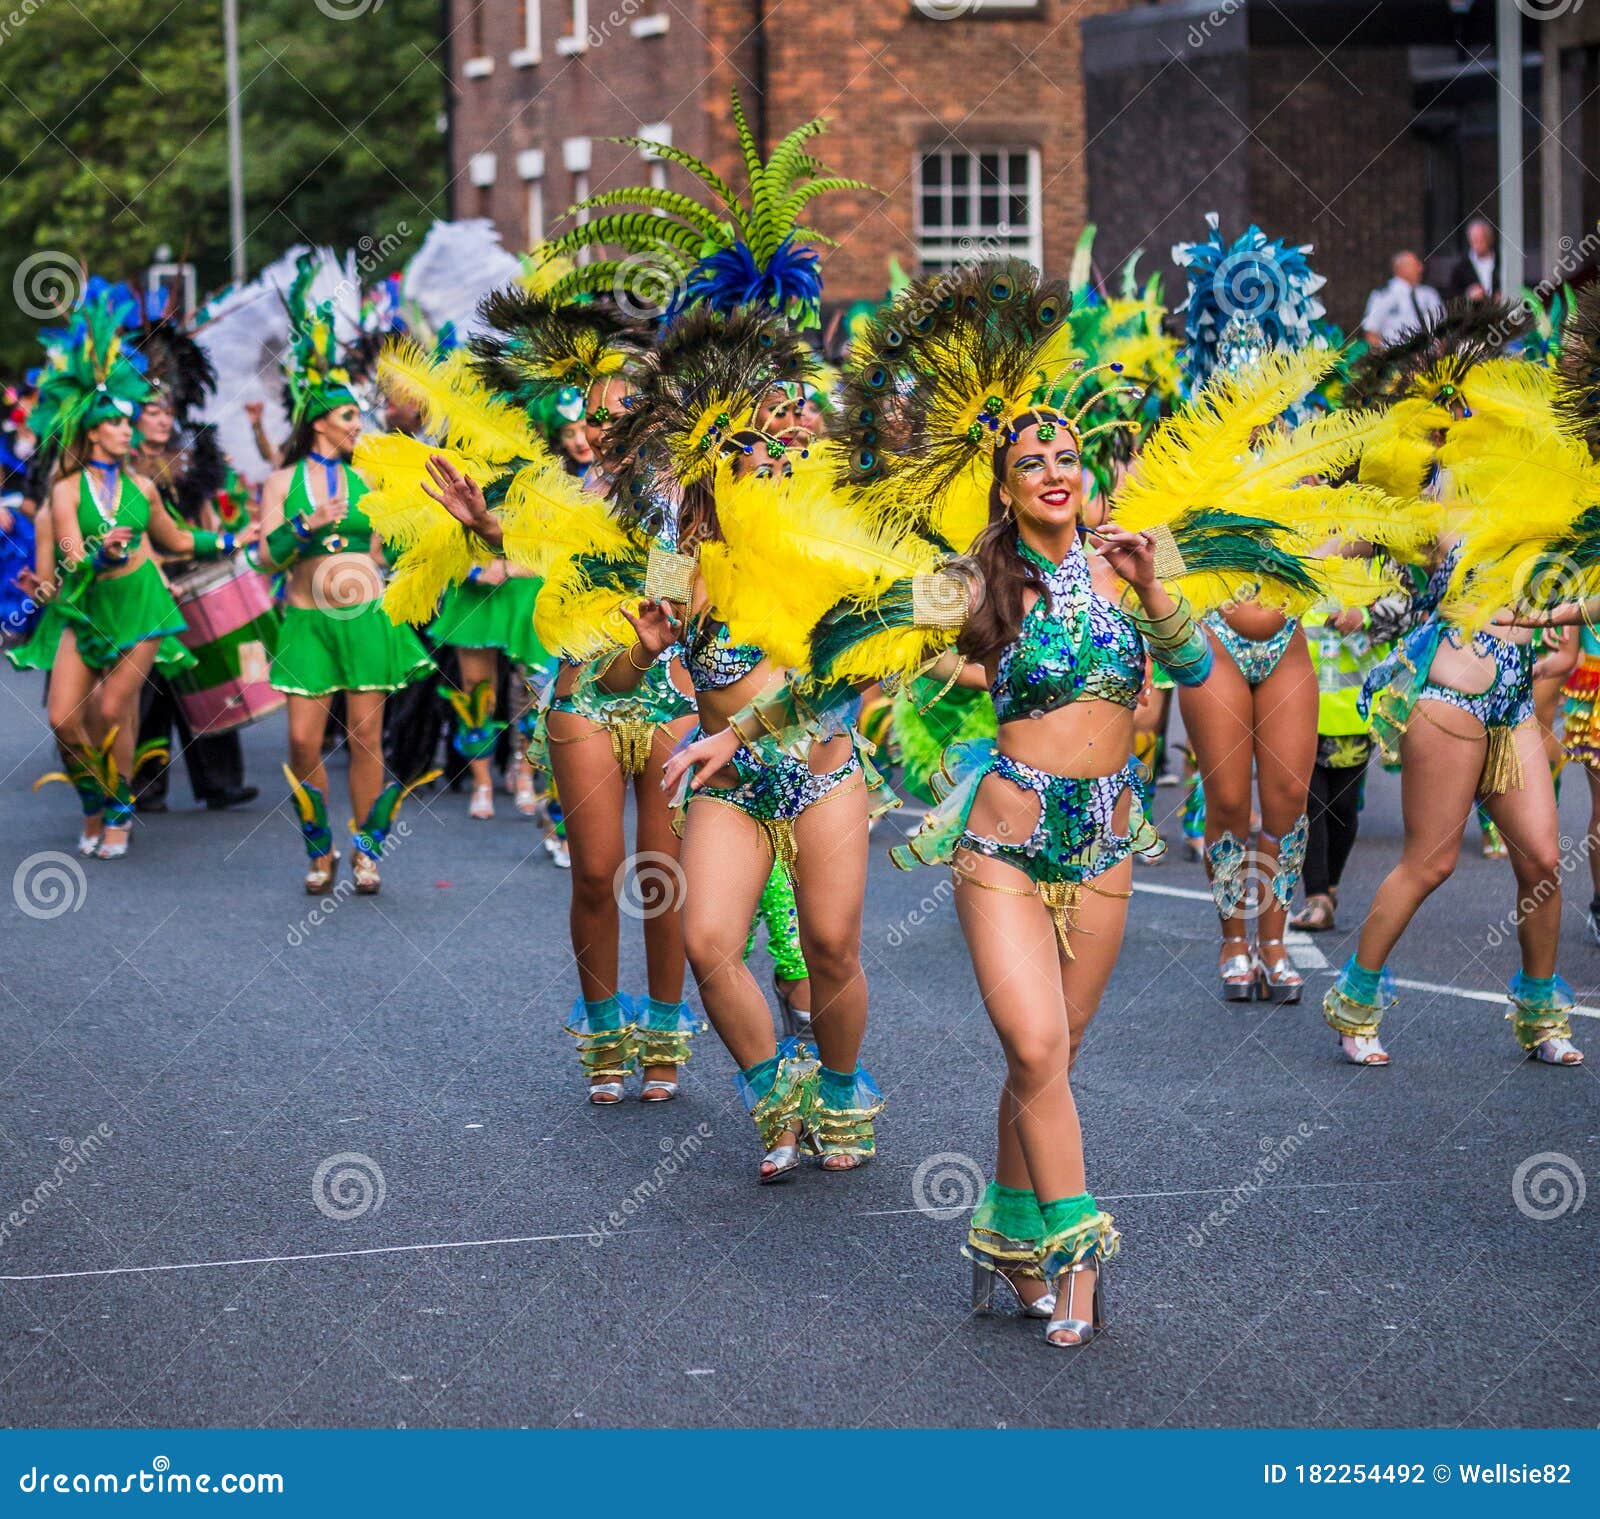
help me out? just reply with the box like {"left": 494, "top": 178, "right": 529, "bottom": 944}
{"left": 1206, "top": 614, "right": 1300, "bottom": 686}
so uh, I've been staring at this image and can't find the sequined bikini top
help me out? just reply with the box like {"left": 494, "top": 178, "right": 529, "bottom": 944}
{"left": 990, "top": 541, "right": 1145, "bottom": 721}
{"left": 685, "top": 615, "right": 765, "bottom": 692}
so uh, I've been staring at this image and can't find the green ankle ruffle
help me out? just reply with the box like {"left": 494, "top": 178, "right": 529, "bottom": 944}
{"left": 1507, "top": 971, "right": 1576, "bottom": 1050}
{"left": 964, "top": 1181, "right": 1047, "bottom": 1280}
{"left": 564, "top": 996, "right": 636, "bottom": 1079}
{"left": 808, "top": 1064, "right": 884, "bottom": 1159}
{"left": 632, "top": 995, "right": 699, "bottom": 1067}
{"left": 1322, "top": 957, "right": 1396, "bottom": 1037}
{"left": 735, "top": 1038, "right": 818, "bottom": 1149}
{"left": 1038, "top": 1192, "right": 1120, "bottom": 1279}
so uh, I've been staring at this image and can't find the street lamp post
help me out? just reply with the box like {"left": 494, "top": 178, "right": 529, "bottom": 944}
{"left": 224, "top": 0, "right": 246, "bottom": 285}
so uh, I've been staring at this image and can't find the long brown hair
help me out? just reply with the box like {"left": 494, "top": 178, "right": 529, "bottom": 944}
{"left": 956, "top": 427, "right": 1051, "bottom": 664}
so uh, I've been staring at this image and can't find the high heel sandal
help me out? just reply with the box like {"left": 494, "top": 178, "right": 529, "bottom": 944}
{"left": 351, "top": 851, "right": 381, "bottom": 895}
{"left": 760, "top": 1122, "right": 803, "bottom": 1184}
{"left": 640, "top": 1076, "right": 679, "bottom": 1101}
{"left": 1339, "top": 1032, "right": 1389, "bottom": 1065}
{"left": 588, "top": 1079, "right": 625, "bottom": 1105}
{"left": 1532, "top": 1036, "right": 1584, "bottom": 1065}
{"left": 95, "top": 828, "right": 130, "bottom": 861}
{"left": 77, "top": 820, "right": 103, "bottom": 858}
{"left": 304, "top": 850, "right": 339, "bottom": 895}
{"left": 1219, "top": 936, "right": 1256, "bottom": 1002}
{"left": 1254, "top": 940, "right": 1303, "bottom": 1004}
{"left": 970, "top": 1260, "right": 1055, "bottom": 1320}
{"left": 468, "top": 783, "right": 494, "bottom": 820}
{"left": 513, "top": 768, "right": 540, "bottom": 817}
{"left": 1045, "top": 1261, "right": 1106, "bottom": 1348}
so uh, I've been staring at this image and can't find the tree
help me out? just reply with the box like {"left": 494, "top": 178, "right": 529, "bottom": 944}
{"left": 0, "top": 0, "right": 446, "bottom": 369}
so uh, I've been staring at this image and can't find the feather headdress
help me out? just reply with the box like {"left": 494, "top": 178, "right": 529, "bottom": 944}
{"left": 29, "top": 285, "right": 152, "bottom": 451}
{"left": 283, "top": 252, "right": 357, "bottom": 424}
{"left": 831, "top": 259, "right": 1104, "bottom": 551}
{"left": 468, "top": 285, "right": 644, "bottom": 413}
{"left": 1172, "top": 212, "right": 1327, "bottom": 397}
{"left": 601, "top": 304, "right": 816, "bottom": 516}
{"left": 542, "top": 88, "right": 872, "bottom": 328}
{"left": 1555, "top": 280, "right": 1600, "bottom": 457}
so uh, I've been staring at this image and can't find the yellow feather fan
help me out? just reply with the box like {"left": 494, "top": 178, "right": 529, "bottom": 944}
{"left": 1308, "top": 550, "right": 1408, "bottom": 611}
{"left": 532, "top": 551, "right": 646, "bottom": 665}
{"left": 702, "top": 449, "right": 943, "bottom": 667}
{"left": 377, "top": 338, "right": 543, "bottom": 463}
{"left": 497, "top": 468, "right": 630, "bottom": 575}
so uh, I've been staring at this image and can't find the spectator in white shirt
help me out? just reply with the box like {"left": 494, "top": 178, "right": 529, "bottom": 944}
{"left": 1362, "top": 251, "right": 1446, "bottom": 346}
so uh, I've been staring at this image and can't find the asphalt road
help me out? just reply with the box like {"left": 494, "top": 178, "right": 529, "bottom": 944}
{"left": 0, "top": 662, "right": 1595, "bottom": 1429}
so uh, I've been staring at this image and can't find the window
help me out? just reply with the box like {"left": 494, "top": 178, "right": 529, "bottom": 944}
{"left": 464, "top": 0, "right": 492, "bottom": 75}
{"left": 914, "top": 146, "right": 1040, "bottom": 271}
{"left": 638, "top": 123, "right": 671, "bottom": 197}
{"left": 526, "top": 182, "right": 545, "bottom": 244}
{"left": 512, "top": 0, "right": 540, "bottom": 66}
{"left": 556, "top": 0, "right": 588, "bottom": 54}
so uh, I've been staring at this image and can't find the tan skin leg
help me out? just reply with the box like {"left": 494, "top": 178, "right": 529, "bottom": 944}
{"left": 545, "top": 711, "right": 692, "bottom": 1092}
{"left": 958, "top": 845, "right": 1133, "bottom": 1344}
{"left": 632, "top": 718, "right": 694, "bottom": 1090}
{"left": 1479, "top": 722, "right": 1563, "bottom": 982}
{"left": 789, "top": 754, "right": 872, "bottom": 1170}
{"left": 343, "top": 690, "right": 388, "bottom": 833}
{"left": 47, "top": 630, "right": 101, "bottom": 844}
{"left": 679, "top": 797, "right": 787, "bottom": 1169}
{"left": 1586, "top": 765, "right": 1600, "bottom": 902}
{"left": 1176, "top": 632, "right": 1256, "bottom": 969}
{"left": 94, "top": 638, "right": 159, "bottom": 850}
{"left": 287, "top": 692, "right": 336, "bottom": 875}
{"left": 455, "top": 646, "right": 499, "bottom": 800}
{"left": 1355, "top": 700, "right": 1484, "bottom": 974}
{"left": 1247, "top": 636, "right": 1318, "bottom": 976}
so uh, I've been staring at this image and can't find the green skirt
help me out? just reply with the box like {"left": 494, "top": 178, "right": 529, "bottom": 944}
{"left": 272, "top": 600, "right": 435, "bottom": 697}
{"left": 9, "top": 560, "right": 196, "bottom": 677}
{"left": 427, "top": 577, "right": 549, "bottom": 667}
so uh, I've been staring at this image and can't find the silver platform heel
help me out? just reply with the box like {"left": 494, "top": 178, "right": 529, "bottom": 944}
{"left": 971, "top": 1260, "right": 1055, "bottom": 1320}
{"left": 1044, "top": 1261, "right": 1106, "bottom": 1348}
{"left": 1219, "top": 935, "right": 1256, "bottom": 1002}
{"left": 759, "top": 1122, "right": 802, "bottom": 1184}
{"left": 1254, "top": 939, "right": 1303, "bottom": 1004}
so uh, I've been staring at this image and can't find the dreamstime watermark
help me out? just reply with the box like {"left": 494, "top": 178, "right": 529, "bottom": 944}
{"left": 0, "top": 1124, "right": 113, "bottom": 1248}
{"left": 1186, "top": 1124, "right": 1315, "bottom": 1246}
{"left": 1187, "top": 0, "right": 1243, "bottom": 49}
{"left": 588, "top": 1123, "right": 712, "bottom": 1245}
{"left": 0, "top": 0, "right": 46, "bottom": 48}
{"left": 886, "top": 873, "right": 954, "bottom": 948}
{"left": 1213, "top": 246, "right": 1290, "bottom": 327}
{"left": 614, "top": 850, "right": 687, "bottom": 920}
{"left": 1513, "top": 1, "right": 1585, "bottom": 22}
{"left": 312, "top": 1151, "right": 385, "bottom": 1220}
{"left": 611, "top": 248, "right": 685, "bottom": 321}
{"left": 315, "top": 0, "right": 383, "bottom": 17}
{"left": 13, "top": 249, "right": 82, "bottom": 320}
{"left": 286, "top": 821, "right": 412, "bottom": 946}
{"left": 914, "top": 0, "right": 980, "bottom": 19}
{"left": 309, "top": 554, "right": 386, "bottom": 619}
{"left": 911, "top": 1151, "right": 985, "bottom": 1220}
{"left": 1512, "top": 1151, "right": 1585, "bottom": 1221}
{"left": 1491, "top": 227, "right": 1600, "bottom": 347}
{"left": 13, "top": 851, "right": 88, "bottom": 921}
{"left": 1484, "top": 827, "right": 1590, "bottom": 950}
{"left": 587, "top": 0, "right": 646, "bottom": 47}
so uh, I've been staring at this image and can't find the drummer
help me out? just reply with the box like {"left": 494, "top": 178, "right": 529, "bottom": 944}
{"left": 130, "top": 365, "right": 259, "bottom": 814}
{"left": 251, "top": 255, "right": 434, "bottom": 897}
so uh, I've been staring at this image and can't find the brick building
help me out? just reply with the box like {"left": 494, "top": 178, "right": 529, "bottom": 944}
{"left": 446, "top": 2, "right": 1570, "bottom": 333}
{"left": 445, "top": 0, "right": 1141, "bottom": 320}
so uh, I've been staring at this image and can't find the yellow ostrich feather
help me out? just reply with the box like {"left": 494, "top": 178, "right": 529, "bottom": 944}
{"left": 533, "top": 556, "right": 643, "bottom": 663}
{"left": 1283, "top": 480, "right": 1436, "bottom": 557}
{"left": 1116, "top": 348, "right": 1339, "bottom": 523}
{"left": 353, "top": 433, "right": 510, "bottom": 554}
{"left": 376, "top": 338, "right": 541, "bottom": 463}
{"left": 497, "top": 467, "right": 629, "bottom": 574}
{"left": 382, "top": 517, "right": 486, "bottom": 626}
{"left": 519, "top": 242, "right": 576, "bottom": 297}
{"left": 703, "top": 455, "right": 942, "bottom": 666}
{"left": 1310, "top": 551, "right": 1407, "bottom": 610}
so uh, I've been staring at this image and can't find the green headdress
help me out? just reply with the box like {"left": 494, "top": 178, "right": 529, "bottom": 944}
{"left": 30, "top": 288, "right": 152, "bottom": 451}
{"left": 283, "top": 253, "right": 357, "bottom": 424}
{"left": 542, "top": 88, "right": 873, "bottom": 330}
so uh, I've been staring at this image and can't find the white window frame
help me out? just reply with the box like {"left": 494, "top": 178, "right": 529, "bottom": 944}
{"left": 912, "top": 0, "right": 1040, "bottom": 16}
{"left": 630, "top": 12, "right": 669, "bottom": 37}
{"left": 464, "top": 0, "right": 492, "bottom": 74}
{"left": 913, "top": 144, "right": 1041, "bottom": 271}
{"left": 511, "top": 0, "right": 540, "bottom": 66}
{"left": 638, "top": 122, "right": 671, "bottom": 197}
{"left": 556, "top": 0, "right": 588, "bottom": 54}
{"left": 518, "top": 150, "right": 546, "bottom": 244}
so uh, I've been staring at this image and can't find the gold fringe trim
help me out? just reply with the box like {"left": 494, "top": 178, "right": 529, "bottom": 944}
{"left": 1507, "top": 1006, "right": 1574, "bottom": 1050}
{"left": 1480, "top": 725, "right": 1524, "bottom": 796}
{"left": 609, "top": 718, "right": 658, "bottom": 775}
{"left": 1321, "top": 985, "right": 1387, "bottom": 1037}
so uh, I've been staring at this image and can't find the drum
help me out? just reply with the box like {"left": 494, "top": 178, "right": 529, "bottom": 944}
{"left": 169, "top": 558, "right": 283, "bottom": 733}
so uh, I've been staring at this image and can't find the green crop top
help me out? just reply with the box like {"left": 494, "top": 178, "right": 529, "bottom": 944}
{"left": 285, "top": 455, "right": 373, "bottom": 555}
